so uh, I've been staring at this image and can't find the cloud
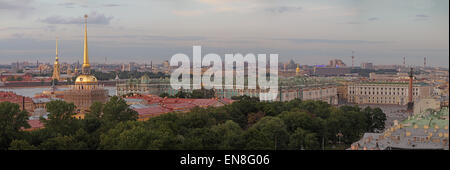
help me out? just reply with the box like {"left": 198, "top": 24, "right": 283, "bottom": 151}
{"left": 368, "top": 17, "right": 379, "bottom": 21}
{"left": 172, "top": 10, "right": 205, "bottom": 17}
{"left": 87, "top": 35, "right": 207, "bottom": 42}
{"left": 265, "top": 6, "right": 302, "bottom": 14}
{"left": 346, "top": 22, "right": 362, "bottom": 25}
{"left": 57, "top": 2, "right": 76, "bottom": 8}
{"left": 416, "top": 14, "right": 429, "bottom": 18}
{"left": 41, "top": 12, "right": 113, "bottom": 25}
{"left": 0, "top": 0, "right": 35, "bottom": 17}
{"left": 142, "top": 35, "right": 206, "bottom": 41}
{"left": 414, "top": 14, "right": 430, "bottom": 21}
{"left": 102, "top": 4, "right": 121, "bottom": 7}
{"left": 0, "top": 0, "right": 33, "bottom": 9}
{"left": 276, "top": 38, "right": 390, "bottom": 44}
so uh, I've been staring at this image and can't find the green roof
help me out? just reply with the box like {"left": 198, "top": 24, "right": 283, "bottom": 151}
{"left": 402, "top": 107, "right": 449, "bottom": 128}
{"left": 360, "top": 81, "right": 429, "bottom": 86}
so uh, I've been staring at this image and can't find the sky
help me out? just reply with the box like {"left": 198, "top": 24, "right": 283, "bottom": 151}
{"left": 0, "top": 0, "right": 448, "bottom": 67}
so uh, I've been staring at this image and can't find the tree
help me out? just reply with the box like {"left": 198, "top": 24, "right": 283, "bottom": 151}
{"left": 298, "top": 100, "right": 331, "bottom": 119}
{"left": 83, "top": 102, "right": 103, "bottom": 133}
{"left": 278, "top": 109, "right": 324, "bottom": 134}
{"left": 174, "top": 91, "right": 191, "bottom": 98}
{"left": 8, "top": 139, "right": 37, "bottom": 150}
{"left": 247, "top": 111, "right": 265, "bottom": 128}
{"left": 42, "top": 100, "right": 79, "bottom": 135}
{"left": 177, "top": 108, "right": 216, "bottom": 130}
{"left": 327, "top": 108, "right": 367, "bottom": 144}
{"left": 288, "top": 128, "right": 320, "bottom": 150}
{"left": 159, "top": 92, "right": 170, "bottom": 98}
{"left": 100, "top": 121, "right": 163, "bottom": 150}
{"left": 211, "top": 120, "right": 244, "bottom": 150}
{"left": 249, "top": 116, "right": 289, "bottom": 150}
{"left": 0, "top": 102, "right": 30, "bottom": 150}
{"left": 363, "top": 107, "right": 386, "bottom": 133}
{"left": 191, "top": 88, "right": 215, "bottom": 99}
{"left": 182, "top": 127, "right": 221, "bottom": 150}
{"left": 102, "top": 96, "right": 138, "bottom": 126}
{"left": 243, "top": 128, "right": 273, "bottom": 150}
{"left": 226, "top": 96, "right": 259, "bottom": 128}
{"left": 38, "top": 135, "right": 86, "bottom": 150}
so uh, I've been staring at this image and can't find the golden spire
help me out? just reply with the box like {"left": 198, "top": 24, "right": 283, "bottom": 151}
{"left": 55, "top": 37, "right": 59, "bottom": 60}
{"left": 82, "top": 14, "right": 90, "bottom": 74}
{"left": 52, "top": 37, "right": 60, "bottom": 81}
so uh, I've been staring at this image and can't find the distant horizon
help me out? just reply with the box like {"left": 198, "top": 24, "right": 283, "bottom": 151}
{"left": 1, "top": 0, "right": 448, "bottom": 68}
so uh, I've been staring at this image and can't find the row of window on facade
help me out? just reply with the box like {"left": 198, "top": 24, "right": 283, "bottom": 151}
{"left": 349, "top": 86, "right": 419, "bottom": 92}
{"left": 349, "top": 90, "right": 419, "bottom": 96}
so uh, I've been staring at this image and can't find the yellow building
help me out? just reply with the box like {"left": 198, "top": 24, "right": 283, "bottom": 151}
{"left": 348, "top": 82, "right": 432, "bottom": 105}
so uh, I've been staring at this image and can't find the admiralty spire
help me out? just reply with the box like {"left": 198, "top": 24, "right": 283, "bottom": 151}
{"left": 64, "top": 14, "right": 108, "bottom": 116}
{"left": 82, "top": 14, "right": 90, "bottom": 74}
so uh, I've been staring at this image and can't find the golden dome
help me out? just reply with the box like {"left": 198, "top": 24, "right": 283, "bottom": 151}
{"left": 75, "top": 74, "right": 98, "bottom": 84}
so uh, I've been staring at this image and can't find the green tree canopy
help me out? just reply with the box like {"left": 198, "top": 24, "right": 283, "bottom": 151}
{"left": 0, "top": 102, "right": 30, "bottom": 150}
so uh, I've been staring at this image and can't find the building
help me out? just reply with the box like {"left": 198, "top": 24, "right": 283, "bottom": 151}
{"left": 347, "top": 82, "right": 432, "bottom": 105}
{"left": 313, "top": 67, "right": 351, "bottom": 76}
{"left": 337, "top": 84, "right": 349, "bottom": 104}
{"left": 63, "top": 15, "right": 108, "bottom": 115}
{"left": 52, "top": 38, "right": 60, "bottom": 81}
{"left": 350, "top": 107, "right": 449, "bottom": 150}
{"left": 117, "top": 75, "right": 339, "bottom": 104}
{"left": 0, "top": 91, "right": 34, "bottom": 111}
{"left": 361, "top": 62, "right": 373, "bottom": 69}
{"left": 328, "top": 59, "right": 346, "bottom": 68}
{"left": 116, "top": 75, "right": 166, "bottom": 96}
{"left": 0, "top": 73, "right": 33, "bottom": 82}
{"left": 368, "top": 72, "right": 409, "bottom": 81}
{"left": 300, "top": 86, "right": 338, "bottom": 104}
{"left": 414, "top": 98, "right": 441, "bottom": 115}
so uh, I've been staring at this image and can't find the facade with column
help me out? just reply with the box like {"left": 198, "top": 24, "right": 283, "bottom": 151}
{"left": 347, "top": 82, "right": 432, "bottom": 105}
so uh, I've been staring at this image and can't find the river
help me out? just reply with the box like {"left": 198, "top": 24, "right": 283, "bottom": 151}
{"left": 0, "top": 86, "right": 117, "bottom": 97}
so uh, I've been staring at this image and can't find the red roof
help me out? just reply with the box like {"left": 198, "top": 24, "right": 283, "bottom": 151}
{"left": 220, "top": 98, "right": 235, "bottom": 104}
{"left": 190, "top": 99, "right": 219, "bottom": 106}
{"left": 0, "top": 91, "right": 33, "bottom": 103}
{"left": 164, "top": 102, "right": 197, "bottom": 111}
{"left": 135, "top": 105, "right": 172, "bottom": 116}
{"left": 127, "top": 95, "right": 235, "bottom": 118}
{"left": 22, "top": 120, "right": 44, "bottom": 131}
{"left": 126, "top": 94, "right": 163, "bottom": 104}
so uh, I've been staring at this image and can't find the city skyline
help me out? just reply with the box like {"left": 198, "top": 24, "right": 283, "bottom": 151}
{"left": 0, "top": 0, "right": 448, "bottom": 68}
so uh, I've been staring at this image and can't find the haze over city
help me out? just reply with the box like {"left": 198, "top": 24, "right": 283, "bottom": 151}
{"left": 0, "top": 0, "right": 448, "bottom": 67}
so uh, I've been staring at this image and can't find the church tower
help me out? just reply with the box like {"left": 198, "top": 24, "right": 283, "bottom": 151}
{"left": 52, "top": 38, "right": 61, "bottom": 81}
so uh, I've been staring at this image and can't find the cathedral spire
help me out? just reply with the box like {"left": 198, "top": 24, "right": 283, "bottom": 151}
{"left": 52, "top": 37, "right": 61, "bottom": 81}
{"left": 82, "top": 14, "right": 90, "bottom": 74}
